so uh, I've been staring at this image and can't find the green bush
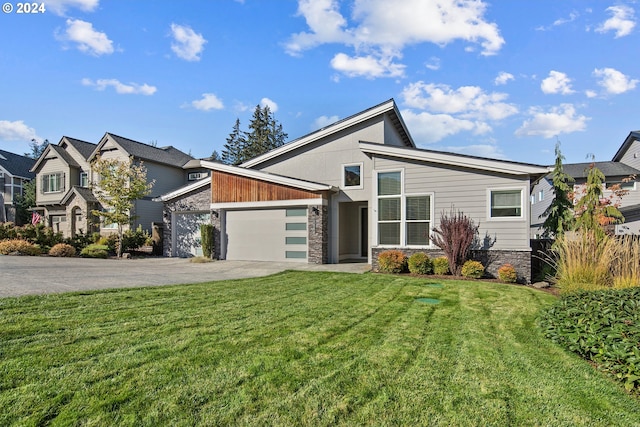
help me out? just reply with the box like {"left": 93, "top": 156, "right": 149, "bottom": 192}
{"left": 0, "top": 239, "right": 42, "bottom": 256}
{"left": 377, "top": 250, "right": 407, "bottom": 274}
{"left": 121, "top": 226, "right": 151, "bottom": 252}
{"left": 432, "top": 256, "right": 450, "bottom": 275}
{"left": 0, "top": 222, "right": 18, "bottom": 240}
{"left": 407, "top": 252, "right": 432, "bottom": 275}
{"left": 80, "top": 244, "right": 110, "bottom": 259}
{"left": 461, "top": 260, "right": 484, "bottom": 279}
{"left": 64, "top": 231, "right": 94, "bottom": 252}
{"left": 497, "top": 263, "right": 517, "bottom": 283}
{"left": 538, "top": 287, "right": 640, "bottom": 394}
{"left": 200, "top": 224, "right": 214, "bottom": 259}
{"left": 49, "top": 243, "right": 76, "bottom": 257}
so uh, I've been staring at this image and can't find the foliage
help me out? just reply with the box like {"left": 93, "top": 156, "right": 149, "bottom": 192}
{"left": 220, "top": 105, "right": 288, "bottom": 165}
{"left": 102, "top": 226, "right": 151, "bottom": 254}
{"left": 377, "top": 250, "right": 407, "bottom": 273}
{"left": 610, "top": 235, "right": 640, "bottom": 289}
{"left": 25, "top": 138, "right": 48, "bottom": 159}
{"left": 497, "top": 263, "right": 518, "bottom": 283}
{"left": 64, "top": 231, "right": 94, "bottom": 252}
{"left": 432, "top": 256, "right": 450, "bottom": 275}
{"left": 407, "top": 252, "right": 432, "bottom": 275}
{"left": 13, "top": 180, "right": 36, "bottom": 225}
{"left": 91, "top": 156, "right": 154, "bottom": 257}
{"left": 48, "top": 243, "right": 77, "bottom": 257}
{"left": 431, "top": 208, "right": 479, "bottom": 276}
{"left": 461, "top": 260, "right": 484, "bottom": 279}
{"left": 200, "top": 224, "right": 214, "bottom": 259}
{"left": 0, "top": 239, "right": 41, "bottom": 255}
{"left": 538, "top": 287, "right": 640, "bottom": 394}
{"left": 0, "top": 222, "right": 63, "bottom": 249}
{"left": 79, "top": 244, "right": 109, "bottom": 259}
{"left": 541, "top": 142, "right": 575, "bottom": 239}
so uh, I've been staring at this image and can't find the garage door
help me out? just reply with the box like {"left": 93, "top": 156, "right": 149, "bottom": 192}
{"left": 174, "top": 212, "right": 211, "bottom": 257}
{"left": 225, "top": 208, "right": 307, "bottom": 262}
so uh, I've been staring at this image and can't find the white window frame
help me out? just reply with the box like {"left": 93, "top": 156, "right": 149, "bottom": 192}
{"left": 538, "top": 190, "right": 544, "bottom": 202}
{"left": 188, "top": 172, "right": 209, "bottom": 181}
{"left": 375, "top": 169, "right": 404, "bottom": 247}
{"left": 80, "top": 172, "right": 88, "bottom": 188}
{"left": 405, "top": 192, "right": 434, "bottom": 248}
{"left": 342, "top": 162, "right": 364, "bottom": 189}
{"left": 42, "top": 172, "right": 64, "bottom": 194}
{"left": 487, "top": 186, "right": 526, "bottom": 221}
{"left": 605, "top": 181, "right": 636, "bottom": 191}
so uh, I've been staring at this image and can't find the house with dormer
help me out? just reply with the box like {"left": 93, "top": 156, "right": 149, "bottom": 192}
{"left": 0, "top": 149, "right": 35, "bottom": 223}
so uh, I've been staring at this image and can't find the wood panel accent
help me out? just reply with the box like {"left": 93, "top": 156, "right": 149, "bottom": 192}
{"left": 212, "top": 170, "right": 322, "bottom": 203}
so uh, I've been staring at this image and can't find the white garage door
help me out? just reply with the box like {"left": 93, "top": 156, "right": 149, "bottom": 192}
{"left": 174, "top": 212, "right": 211, "bottom": 257}
{"left": 225, "top": 208, "right": 307, "bottom": 262}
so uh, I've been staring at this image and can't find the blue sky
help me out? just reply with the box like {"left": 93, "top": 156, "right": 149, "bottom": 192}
{"left": 0, "top": 0, "right": 638, "bottom": 166}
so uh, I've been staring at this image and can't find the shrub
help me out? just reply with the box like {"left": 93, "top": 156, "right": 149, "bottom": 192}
{"left": 0, "top": 239, "right": 41, "bottom": 256}
{"left": 432, "top": 257, "right": 450, "bottom": 275}
{"left": 49, "top": 243, "right": 77, "bottom": 257}
{"left": 497, "top": 263, "right": 517, "bottom": 283}
{"left": 431, "top": 209, "right": 479, "bottom": 276}
{"left": 80, "top": 244, "right": 109, "bottom": 259}
{"left": 121, "top": 225, "right": 151, "bottom": 252}
{"left": 0, "top": 222, "right": 18, "bottom": 240}
{"left": 377, "top": 250, "right": 407, "bottom": 274}
{"left": 407, "top": 252, "right": 432, "bottom": 275}
{"left": 461, "top": 260, "right": 484, "bottom": 279}
{"left": 64, "top": 231, "right": 94, "bottom": 252}
{"left": 538, "top": 287, "right": 640, "bottom": 394}
{"left": 200, "top": 224, "right": 214, "bottom": 259}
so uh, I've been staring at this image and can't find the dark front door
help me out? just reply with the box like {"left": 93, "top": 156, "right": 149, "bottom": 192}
{"left": 360, "top": 207, "right": 368, "bottom": 257}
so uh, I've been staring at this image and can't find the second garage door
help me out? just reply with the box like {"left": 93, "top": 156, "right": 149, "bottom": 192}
{"left": 225, "top": 208, "right": 308, "bottom": 262}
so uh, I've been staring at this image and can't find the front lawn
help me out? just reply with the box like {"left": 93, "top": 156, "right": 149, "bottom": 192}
{"left": 1, "top": 272, "right": 638, "bottom": 426}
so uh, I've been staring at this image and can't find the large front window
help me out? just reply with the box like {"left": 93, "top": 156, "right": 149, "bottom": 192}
{"left": 406, "top": 195, "right": 431, "bottom": 245}
{"left": 377, "top": 171, "right": 401, "bottom": 245}
{"left": 42, "top": 173, "right": 64, "bottom": 194}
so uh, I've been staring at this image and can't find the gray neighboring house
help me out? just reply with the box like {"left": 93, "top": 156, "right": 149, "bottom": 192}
{"left": 0, "top": 149, "right": 35, "bottom": 223}
{"left": 158, "top": 99, "right": 550, "bottom": 282}
{"left": 31, "top": 133, "right": 204, "bottom": 238}
{"left": 531, "top": 131, "right": 640, "bottom": 238}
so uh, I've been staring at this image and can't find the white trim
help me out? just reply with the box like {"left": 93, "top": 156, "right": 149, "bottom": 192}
{"left": 374, "top": 169, "right": 405, "bottom": 247}
{"left": 405, "top": 192, "right": 435, "bottom": 248}
{"left": 211, "top": 198, "right": 327, "bottom": 210}
{"left": 342, "top": 162, "right": 364, "bottom": 189}
{"left": 360, "top": 142, "right": 550, "bottom": 176}
{"left": 154, "top": 178, "right": 210, "bottom": 202}
{"left": 201, "top": 160, "right": 336, "bottom": 192}
{"left": 486, "top": 186, "right": 527, "bottom": 222}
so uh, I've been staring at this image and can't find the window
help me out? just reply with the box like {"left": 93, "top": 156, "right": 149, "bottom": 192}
{"left": 605, "top": 181, "right": 636, "bottom": 190}
{"left": 80, "top": 172, "right": 88, "bottom": 188}
{"left": 490, "top": 189, "right": 523, "bottom": 218}
{"left": 286, "top": 208, "right": 307, "bottom": 217}
{"left": 538, "top": 190, "right": 544, "bottom": 202}
{"left": 41, "top": 173, "right": 64, "bottom": 194}
{"left": 285, "top": 222, "right": 306, "bottom": 231}
{"left": 377, "top": 171, "right": 401, "bottom": 245}
{"left": 188, "top": 172, "right": 209, "bottom": 181}
{"left": 102, "top": 207, "right": 117, "bottom": 229}
{"left": 406, "top": 195, "right": 431, "bottom": 246}
{"left": 530, "top": 194, "right": 535, "bottom": 205}
{"left": 342, "top": 163, "right": 363, "bottom": 188}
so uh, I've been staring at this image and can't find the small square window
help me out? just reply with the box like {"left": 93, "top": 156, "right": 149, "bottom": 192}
{"left": 343, "top": 163, "right": 363, "bottom": 188}
{"left": 490, "top": 189, "right": 523, "bottom": 218}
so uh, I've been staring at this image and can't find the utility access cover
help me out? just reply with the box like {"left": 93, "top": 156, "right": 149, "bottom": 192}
{"left": 416, "top": 298, "right": 441, "bottom": 304}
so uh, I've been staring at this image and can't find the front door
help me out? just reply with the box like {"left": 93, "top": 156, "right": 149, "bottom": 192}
{"left": 360, "top": 207, "right": 368, "bottom": 258}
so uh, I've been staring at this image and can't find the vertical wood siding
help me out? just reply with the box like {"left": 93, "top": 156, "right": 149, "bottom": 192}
{"left": 212, "top": 171, "right": 321, "bottom": 203}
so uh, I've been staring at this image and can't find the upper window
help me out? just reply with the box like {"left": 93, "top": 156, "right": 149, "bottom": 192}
{"left": 41, "top": 173, "right": 64, "bottom": 194}
{"left": 605, "top": 181, "right": 636, "bottom": 191}
{"left": 80, "top": 172, "right": 88, "bottom": 188}
{"left": 188, "top": 172, "right": 209, "bottom": 181}
{"left": 489, "top": 189, "right": 523, "bottom": 219}
{"left": 538, "top": 190, "right": 544, "bottom": 202}
{"left": 342, "top": 163, "right": 363, "bottom": 189}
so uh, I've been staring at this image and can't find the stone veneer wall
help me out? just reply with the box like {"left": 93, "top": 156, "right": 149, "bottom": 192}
{"left": 307, "top": 205, "right": 328, "bottom": 264}
{"left": 371, "top": 247, "right": 532, "bottom": 284}
{"left": 161, "top": 185, "right": 211, "bottom": 257}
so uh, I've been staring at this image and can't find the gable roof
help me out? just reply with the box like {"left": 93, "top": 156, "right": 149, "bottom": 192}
{"left": 90, "top": 133, "right": 193, "bottom": 167}
{"left": 563, "top": 161, "right": 640, "bottom": 179}
{"left": 0, "top": 149, "right": 36, "bottom": 179}
{"left": 60, "top": 186, "right": 98, "bottom": 205}
{"left": 612, "top": 131, "right": 640, "bottom": 162}
{"left": 359, "top": 141, "right": 550, "bottom": 176}
{"left": 242, "top": 99, "right": 414, "bottom": 168}
{"left": 63, "top": 137, "right": 96, "bottom": 160}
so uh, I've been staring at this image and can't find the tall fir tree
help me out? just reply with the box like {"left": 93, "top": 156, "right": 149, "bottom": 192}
{"left": 541, "top": 142, "right": 575, "bottom": 239}
{"left": 221, "top": 118, "right": 246, "bottom": 165}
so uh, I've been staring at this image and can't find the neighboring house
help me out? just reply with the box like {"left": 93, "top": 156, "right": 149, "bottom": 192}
{"left": 0, "top": 149, "right": 35, "bottom": 223}
{"left": 531, "top": 131, "right": 640, "bottom": 238}
{"left": 158, "top": 99, "right": 549, "bottom": 281}
{"left": 31, "top": 133, "right": 201, "bottom": 238}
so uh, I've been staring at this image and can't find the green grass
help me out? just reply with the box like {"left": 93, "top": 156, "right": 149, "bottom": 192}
{"left": 1, "top": 272, "right": 638, "bottom": 426}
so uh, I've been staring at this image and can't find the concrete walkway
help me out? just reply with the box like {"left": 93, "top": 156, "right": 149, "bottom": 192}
{"left": 0, "top": 256, "right": 371, "bottom": 297}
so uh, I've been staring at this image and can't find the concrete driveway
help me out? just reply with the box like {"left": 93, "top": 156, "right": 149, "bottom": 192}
{"left": 0, "top": 256, "right": 370, "bottom": 297}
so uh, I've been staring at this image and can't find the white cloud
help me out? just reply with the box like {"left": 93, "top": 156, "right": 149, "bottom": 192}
{"left": 400, "top": 109, "right": 489, "bottom": 144}
{"left": 330, "top": 53, "right": 405, "bottom": 78}
{"left": 82, "top": 78, "right": 157, "bottom": 95}
{"left": 425, "top": 57, "right": 441, "bottom": 71}
{"left": 47, "top": 0, "right": 98, "bottom": 16}
{"left": 515, "top": 104, "right": 589, "bottom": 138}
{"left": 0, "top": 120, "right": 39, "bottom": 142}
{"left": 442, "top": 144, "right": 507, "bottom": 159}
{"left": 401, "top": 81, "right": 518, "bottom": 121}
{"left": 312, "top": 115, "right": 340, "bottom": 130}
{"left": 585, "top": 90, "right": 598, "bottom": 98}
{"left": 494, "top": 71, "right": 514, "bottom": 85}
{"left": 285, "top": 0, "right": 504, "bottom": 78}
{"left": 593, "top": 67, "right": 638, "bottom": 95}
{"left": 260, "top": 97, "right": 278, "bottom": 112}
{"left": 189, "top": 93, "right": 224, "bottom": 111}
{"left": 60, "top": 19, "right": 113, "bottom": 56}
{"left": 541, "top": 70, "right": 574, "bottom": 95}
{"left": 170, "top": 24, "right": 207, "bottom": 61}
{"left": 596, "top": 5, "right": 636, "bottom": 38}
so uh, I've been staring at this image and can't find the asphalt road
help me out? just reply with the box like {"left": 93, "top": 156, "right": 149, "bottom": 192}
{"left": 0, "top": 256, "right": 370, "bottom": 297}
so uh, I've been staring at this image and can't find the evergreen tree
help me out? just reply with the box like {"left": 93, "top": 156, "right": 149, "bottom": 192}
{"left": 14, "top": 180, "right": 36, "bottom": 225}
{"left": 209, "top": 150, "right": 222, "bottom": 162}
{"left": 221, "top": 118, "right": 246, "bottom": 165}
{"left": 25, "top": 138, "right": 48, "bottom": 159}
{"left": 541, "top": 142, "right": 575, "bottom": 239}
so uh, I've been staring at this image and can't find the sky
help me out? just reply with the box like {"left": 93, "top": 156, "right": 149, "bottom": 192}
{"left": 0, "top": 0, "right": 638, "bottom": 166}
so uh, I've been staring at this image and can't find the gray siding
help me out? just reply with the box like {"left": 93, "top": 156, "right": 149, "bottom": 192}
{"left": 530, "top": 177, "right": 553, "bottom": 237}
{"left": 618, "top": 138, "right": 640, "bottom": 170}
{"left": 35, "top": 157, "right": 70, "bottom": 205}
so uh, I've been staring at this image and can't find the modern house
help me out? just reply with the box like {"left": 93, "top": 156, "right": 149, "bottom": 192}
{"left": 158, "top": 99, "right": 550, "bottom": 281}
{"left": 30, "top": 133, "right": 203, "bottom": 237}
{"left": 531, "top": 131, "right": 640, "bottom": 238}
{"left": 0, "top": 149, "right": 35, "bottom": 223}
